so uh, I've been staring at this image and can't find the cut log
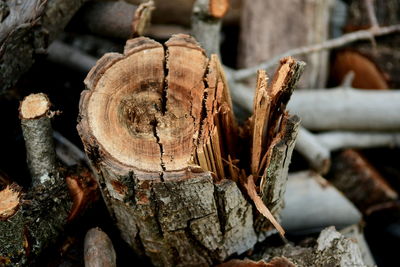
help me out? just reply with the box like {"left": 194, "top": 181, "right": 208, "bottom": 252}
{"left": 287, "top": 88, "right": 400, "bottom": 131}
{"left": 0, "top": 0, "right": 89, "bottom": 91}
{"left": 78, "top": 34, "right": 304, "bottom": 265}
{"left": 330, "top": 149, "right": 398, "bottom": 214}
{"left": 238, "top": 0, "right": 332, "bottom": 88}
{"left": 19, "top": 93, "right": 58, "bottom": 186}
{"left": 77, "top": 0, "right": 154, "bottom": 39}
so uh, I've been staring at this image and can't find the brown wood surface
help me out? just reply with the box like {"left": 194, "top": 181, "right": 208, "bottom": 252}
{"left": 78, "top": 34, "right": 303, "bottom": 266}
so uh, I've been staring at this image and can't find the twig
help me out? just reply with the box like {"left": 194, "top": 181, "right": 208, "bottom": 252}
{"left": 19, "top": 93, "right": 58, "bottom": 186}
{"left": 232, "top": 24, "right": 400, "bottom": 81}
{"left": 295, "top": 127, "right": 331, "bottom": 174}
{"left": 365, "top": 0, "right": 379, "bottom": 29}
{"left": 317, "top": 131, "right": 400, "bottom": 151}
{"left": 191, "top": 0, "right": 229, "bottom": 56}
{"left": 296, "top": 130, "right": 400, "bottom": 173}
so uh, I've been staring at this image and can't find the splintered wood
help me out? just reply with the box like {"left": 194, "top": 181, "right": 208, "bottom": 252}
{"left": 78, "top": 34, "right": 303, "bottom": 266}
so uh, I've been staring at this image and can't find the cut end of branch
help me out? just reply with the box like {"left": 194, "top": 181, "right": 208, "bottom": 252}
{"left": 19, "top": 93, "right": 51, "bottom": 120}
{"left": 209, "top": 0, "right": 230, "bottom": 18}
{"left": 79, "top": 34, "right": 229, "bottom": 174}
{"left": 0, "top": 183, "right": 22, "bottom": 220}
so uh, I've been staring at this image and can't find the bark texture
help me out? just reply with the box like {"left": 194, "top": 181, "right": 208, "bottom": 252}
{"left": 239, "top": 0, "right": 332, "bottom": 88}
{"left": 19, "top": 93, "right": 58, "bottom": 186}
{"left": 78, "top": 35, "right": 257, "bottom": 266}
{"left": 0, "top": 0, "right": 88, "bottom": 91}
{"left": 258, "top": 226, "right": 366, "bottom": 267}
{"left": 78, "top": 35, "right": 303, "bottom": 266}
{"left": 0, "top": 167, "right": 97, "bottom": 266}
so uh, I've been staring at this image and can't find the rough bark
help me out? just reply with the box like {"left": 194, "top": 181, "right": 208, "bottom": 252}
{"left": 0, "top": 165, "right": 97, "bottom": 266}
{"left": 78, "top": 35, "right": 257, "bottom": 266}
{"left": 259, "top": 226, "right": 366, "bottom": 267}
{"left": 19, "top": 93, "right": 58, "bottom": 186}
{"left": 0, "top": 93, "right": 98, "bottom": 266}
{"left": 0, "top": 0, "right": 88, "bottom": 92}
{"left": 238, "top": 0, "right": 332, "bottom": 88}
{"left": 330, "top": 149, "right": 398, "bottom": 214}
{"left": 78, "top": 35, "right": 303, "bottom": 266}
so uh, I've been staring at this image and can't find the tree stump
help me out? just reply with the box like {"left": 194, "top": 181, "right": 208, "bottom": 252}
{"left": 78, "top": 34, "right": 303, "bottom": 266}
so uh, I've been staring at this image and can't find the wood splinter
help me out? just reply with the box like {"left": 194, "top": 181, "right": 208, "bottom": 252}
{"left": 78, "top": 34, "right": 304, "bottom": 266}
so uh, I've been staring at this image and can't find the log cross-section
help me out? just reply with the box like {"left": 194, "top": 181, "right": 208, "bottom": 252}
{"left": 78, "top": 34, "right": 303, "bottom": 266}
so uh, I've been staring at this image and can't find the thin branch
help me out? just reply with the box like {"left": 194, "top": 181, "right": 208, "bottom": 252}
{"left": 232, "top": 24, "right": 400, "bottom": 81}
{"left": 317, "top": 131, "right": 400, "bottom": 151}
{"left": 191, "top": 0, "right": 229, "bottom": 57}
{"left": 295, "top": 127, "right": 331, "bottom": 174}
{"left": 19, "top": 93, "right": 58, "bottom": 186}
{"left": 365, "top": 0, "right": 379, "bottom": 29}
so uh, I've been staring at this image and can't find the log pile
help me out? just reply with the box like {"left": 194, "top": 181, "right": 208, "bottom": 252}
{"left": 1, "top": 0, "right": 400, "bottom": 266}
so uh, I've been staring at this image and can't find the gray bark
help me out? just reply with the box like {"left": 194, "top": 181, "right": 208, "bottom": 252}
{"left": 0, "top": 0, "right": 88, "bottom": 91}
{"left": 280, "top": 171, "right": 361, "bottom": 234}
{"left": 19, "top": 94, "right": 58, "bottom": 186}
{"left": 287, "top": 87, "right": 400, "bottom": 131}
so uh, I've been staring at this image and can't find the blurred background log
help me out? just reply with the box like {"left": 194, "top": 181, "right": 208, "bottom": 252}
{"left": 238, "top": 0, "right": 332, "bottom": 88}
